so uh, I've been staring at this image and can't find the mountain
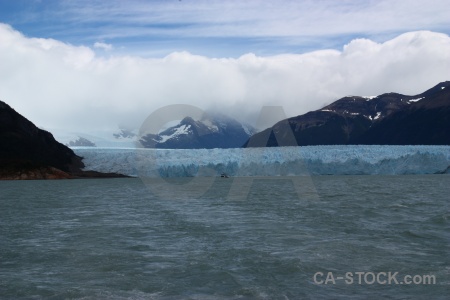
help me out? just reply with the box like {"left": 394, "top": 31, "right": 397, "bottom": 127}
{"left": 139, "top": 112, "right": 256, "bottom": 149}
{"left": 67, "top": 137, "right": 96, "bottom": 147}
{"left": 113, "top": 128, "right": 137, "bottom": 140}
{"left": 244, "top": 81, "right": 450, "bottom": 147}
{"left": 0, "top": 100, "right": 84, "bottom": 175}
{"left": 0, "top": 100, "right": 126, "bottom": 179}
{"left": 354, "top": 82, "right": 450, "bottom": 144}
{"left": 54, "top": 130, "right": 136, "bottom": 148}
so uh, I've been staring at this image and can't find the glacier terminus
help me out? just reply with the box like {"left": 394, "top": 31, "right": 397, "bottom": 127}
{"left": 72, "top": 145, "right": 450, "bottom": 177}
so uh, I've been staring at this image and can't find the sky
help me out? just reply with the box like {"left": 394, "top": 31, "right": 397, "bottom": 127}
{"left": 0, "top": 0, "right": 450, "bottom": 140}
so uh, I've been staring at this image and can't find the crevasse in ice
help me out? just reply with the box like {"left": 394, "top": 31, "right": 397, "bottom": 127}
{"left": 72, "top": 145, "right": 450, "bottom": 177}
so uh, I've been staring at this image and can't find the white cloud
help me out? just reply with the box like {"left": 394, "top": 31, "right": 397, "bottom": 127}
{"left": 0, "top": 23, "right": 449, "bottom": 140}
{"left": 94, "top": 42, "right": 113, "bottom": 51}
{"left": 44, "top": 0, "right": 450, "bottom": 39}
{"left": 6, "top": 0, "right": 450, "bottom": 57}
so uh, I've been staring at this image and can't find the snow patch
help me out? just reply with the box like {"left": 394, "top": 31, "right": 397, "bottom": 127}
{"left": 157, "top": 125, "right": 191, "bottom": 143}
{"left": 242, "top": 124, "right": 253, "bottom": 136}
{"left": 351, "top": 112, "right": 360, "bottom": 115}
{"left": 408, "top": 97, "right": 424, "bottom": 103}
{"left": 364, "top": 96, "right": 377, "bottom": 101}
{"left": 320, "top": 109, "right": 334, "bottom": 112}
{"left": 201, "top": 119, "right": 219, "bottom": 132}
{"left": 366, "top": 112, "right": 381, "bottom": 120}
{"left": 442, "top": 87, "right": 445, "bottom": 90}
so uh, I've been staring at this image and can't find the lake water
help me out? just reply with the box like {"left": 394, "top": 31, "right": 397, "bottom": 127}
{"left": 0, "top": 175, "right": 449, "bottom": 299}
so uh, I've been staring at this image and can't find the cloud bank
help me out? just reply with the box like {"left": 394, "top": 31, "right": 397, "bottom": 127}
{"left": 0, "top": 23, "right": 449, "bottom": 137}
{"left": 4, "top": 0, "right": 450, "bottom": 57}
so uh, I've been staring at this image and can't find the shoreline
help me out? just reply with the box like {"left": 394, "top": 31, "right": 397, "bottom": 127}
{"left": 0, "top": 165, "right": 131, "bottom": 180}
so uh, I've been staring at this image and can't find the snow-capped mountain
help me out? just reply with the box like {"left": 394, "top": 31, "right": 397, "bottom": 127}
{"left": 245, "top": 81, "right": 450, "bottom": 146}
{"left": 139, "top": 113, "right": 256, "bottom": 149}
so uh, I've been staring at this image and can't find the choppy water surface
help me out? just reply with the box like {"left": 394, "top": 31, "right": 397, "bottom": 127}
{"left": 0, "top": 175, "right": 449, "bottom": 299}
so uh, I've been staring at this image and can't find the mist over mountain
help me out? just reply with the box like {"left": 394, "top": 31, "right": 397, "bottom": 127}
{"left": 2, "top": 22, "right": 450, "bottom": 136}
{"left": 244, "top": 81, "right": 450, "bottom": 147}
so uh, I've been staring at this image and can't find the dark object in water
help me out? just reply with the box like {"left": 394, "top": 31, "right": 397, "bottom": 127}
{"left": 220, "top": 173, "right": 229, "bottom": 178}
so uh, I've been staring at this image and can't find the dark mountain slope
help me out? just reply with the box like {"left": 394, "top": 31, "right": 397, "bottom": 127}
{"left": 0, "top": 100, "right": 127, "bottom": 179}
{"left": 353, "top": 82, "right": 450, "bottom": 145}
{"left": 244, "top": 81, "right": 450, "bottom": 147}
{"left": 0, "top": 101, "right": 83, "bottom": 173}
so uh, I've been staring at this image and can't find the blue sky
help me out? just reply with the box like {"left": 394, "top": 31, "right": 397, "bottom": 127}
{"left": 0, "top": 0, "right": 450, "bottom": 139}
{"left": 2, "top": 0, "right": 450, "bottom": 57}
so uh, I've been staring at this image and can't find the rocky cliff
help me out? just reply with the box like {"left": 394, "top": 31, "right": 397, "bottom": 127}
{"left": 0, "top": 100, "right": 126, "bottom": 179}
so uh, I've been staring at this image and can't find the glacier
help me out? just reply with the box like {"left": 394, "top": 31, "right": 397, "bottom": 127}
{"left": 72, "top": 145, "right": 450, "bottom": 177}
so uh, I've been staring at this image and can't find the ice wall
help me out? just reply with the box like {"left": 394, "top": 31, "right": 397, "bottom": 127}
{"left": 72, "top": 146, "right": 450, "bottom": 177}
